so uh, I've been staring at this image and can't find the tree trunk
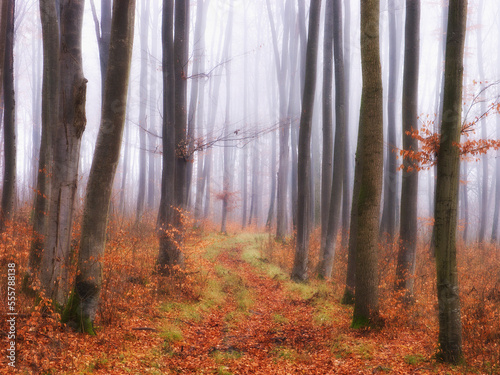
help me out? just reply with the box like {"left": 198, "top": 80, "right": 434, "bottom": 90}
{"left": 396, "top": 0, "right": 420, "bottom": 302}
{"left": 158, "top": 0, "right": 183, "bottom": 273}
{"left": 433, "top": 0, "right": 467, "bottom": 363}
{"left": 221, "top": 6, "right": 234, "bottom": 234}
{"left": 379, "top": 0, "right": 400, "bottom": 241}
{"left": 0, "top": 0, "right": 16, "bottom": 232}
{"left": 320, "top": 0, "right": 334, "bottom": 253}
{"left": 28, "top": 0, "right": 59, "bottom": 283}
{"left": 341, "top": 0, "right": 351, "bottom": 249}
{"left": 63, "top": 0, "right": 135, "bottom": 334}
{"left": 291, "top": 0, "right": 322, "bottom": 282}
{"left": 186, "top": 0, "right": 208, "bottom": 210}
{"left": 476, "top": 0, "right": 488, "bottom": 243}
{"left": 40, "top": 0, "right": 87, "bottom": 306}
{"left": 352, "top": 0, "right": 384, "bottom": 328}
{"left": 136, "top": 0, "right": 149, "bottom": 223}
{"left": 319, "top": 0, "right": 346, "bottom": 279}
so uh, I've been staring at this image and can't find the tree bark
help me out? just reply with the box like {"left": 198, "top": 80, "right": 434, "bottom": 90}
{"left": 0, "top": 0, "right": 16, "bottom": 232}
{"left": 319, "top": 0, "right": 346, "bottom": 279}
{"left": 136, "top": 0, "right": 149, "bottom": 223}
{"left": 291, "top": 0, "right": 322, "bottom": 282}
{"left": 379, "top": 0, "right": 401, "bottom": 241}
{"left": 40, "top": 0, "right": 87, "bottom": 306}
{"left": 63, "top": 0, "right": 135, "bottom": 334}
{"left": 28, "top": 0, "right": 60, "bottom": 283}
{"left": 352, "top": 0, "right": 384, "bottom": 328}
{"left": 433, "top": 0, "right": 467, "bottom": 363}
{"left": 320, "top": 0, "right": 334, "bottom": 253}
{"left": 396, "top": 0, "right": 420, "bottom": 302}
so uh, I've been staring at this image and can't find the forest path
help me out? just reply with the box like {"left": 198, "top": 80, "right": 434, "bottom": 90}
{"left": 155, "top": 233, "right": 419, "bottom": 374}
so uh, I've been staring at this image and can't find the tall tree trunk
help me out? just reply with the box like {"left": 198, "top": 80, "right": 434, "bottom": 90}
{"left": 63, "top": 0, "right": 135, "bottom": 334}
{"left": 291, "top": 0, "right": 322, "bottom": 282}
{"left": 476, "top": 0, "right": 488, "bottom": 243}
{"left": 380, "top": 0, "right": 400, "bottom": 241}
{"left": 319, "top": 0, "right": 346, "bottom": 279}
{"left": 0, "top": 0, "right": 15, "bottom": 232}
{"left": 40, "top": 0, "right": 87, "bottom": 306}
{"left": 352, "top": 0, "right": 384, "bottom": 328}
{"left": 341, "top": 0, "right": 351, "bottom": 249}
{"left": 89, "top": 0, "right": 112, "bottom": 97}
{"left": 396, "top": 0, "right": 420, "bottom": 302}
{"left": 136, "top": 0, "right": 149, "bottom": 223}
{"left": 434, "top": 0, "right": 467, "bottom": 363}
{"left": 186, "top": 0, "right": 208, "bottom": 209}
{"left": 28, "top": 0, "right": 59, "bottom": 283}
{"left": 320, "top": 0, "right": 334, "bottom": 253}
{"left": 148, "top": 4, "right": 160, "bottom": 211}
{"left": 158, "top": 0, "right": 182, "bottom": 273}
{"left": 461, "top": 162, "right": 468, "bottom": 242}
{"left": 221, "top": 6, "right": 234, "bottom": 234}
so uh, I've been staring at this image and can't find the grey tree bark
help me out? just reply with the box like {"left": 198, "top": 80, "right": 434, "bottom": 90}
{"left": 221, "top": 5, "right": 234, "bottom": 234}
{"left": 434, "top": 0, "right": 467, "bottom": 363}
{"left": 396, "top": 0, "right": 420, "bottom": 302}
{"left": 40, "top": 0, "right": 87, "bottom": 306}
{"left": 136, "top": 0, "right": 149, "bottom": 223}
{"left": 291, "top": 0, "right": 322, "bottom": 282}
{"left": 379, "top": 0, "right": 401, "bottom": 241}
{"left": 319, "top": 0, "right": 346, "bottom": 279}
{"left": 63, "top": 0, "right": 136, "bottom": 334}
{"left": 27, "top": 0, "right": 59, "bottom": 283}
{"left": 352, "top": 0, "right": 384, "bottom": 328}
{"left": 476, "top": 0, "right": 488, "bottom": 243}
{"left": 320, "top": 0, "right": 334, "bottom": 253}
{"left": 0, "top": 0, "right": 15, "bottom": 232}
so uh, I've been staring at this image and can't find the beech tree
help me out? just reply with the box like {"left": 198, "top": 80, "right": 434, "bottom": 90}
{"left": 434, "top": 0, "right": 467, "bottom": 363}
{"left": 63, "top": 0, "right": 136, "bottom": 334}
{"left": 0, "top": 0, "right": 15, "bottom": 232}
{"left": 40, "top": 0, "right": 87, "bottom": 306}
{"left": 291, "top": 0, "right": 322, "bottom": 282}
{"left": 395, "top": 0, "right": 420, "bottom": 301}
{"left": 352, "top": 0, "right": 384, "bottom": 327}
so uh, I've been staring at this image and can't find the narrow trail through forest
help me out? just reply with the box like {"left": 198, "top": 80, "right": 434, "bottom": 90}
{"left": 149, "top": 234, "right": 437, "bottom": 374}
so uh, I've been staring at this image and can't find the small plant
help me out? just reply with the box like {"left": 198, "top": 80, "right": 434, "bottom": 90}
{"left": 404, "top": 353, "right": 426, "bottom": 365}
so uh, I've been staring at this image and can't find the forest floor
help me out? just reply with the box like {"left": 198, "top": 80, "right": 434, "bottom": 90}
{"left": 1, "top": 219, "right": 499, "bottom": 374}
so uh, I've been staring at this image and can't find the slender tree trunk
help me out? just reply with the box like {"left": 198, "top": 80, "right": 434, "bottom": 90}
{"left": 319, "top": 0, "right": 346, "bottom": 279}
{"left": 396, "top": 0, "right": 420, "bottom": 302}
{"left": 320, "top": 0, "right": 334, "bottom": 253}
{"left": 352, "top": 0, "right": 384, "bottom": 328}
{"left": 136, "top": 0, "right": 149, "bottom": 223}
{"left": 158, "top": 0, "right": 183, "bottom": 273}
{"left": 186, "top": 0, "right": 208, "bottom": 209}
{"left": 63, "top": 0, "right": 135, "bottom": 334}
{"left": 476, "top": 0, "right": 488, "bottom": 243}
{"left": 434, "top": 0, "right": 467, "bottom": 363}
{"left": 291, "top": 0, "right": 322, "bottom": 282}
{"left": 40, "top": 0, "right": 87, "bottom": 306}
{"left": 0, "top": 0, "right": 15, "bottom": 232}
{"left": 341, "top": 0, "right": 351, "bottom": 249}
{"left": 380, "top": 0, "right": 400, "bottom": 241}
{"left": 148, "top": 4, "right": 160, "bottom": 211}
{"left": 221, "top": 6, "right": 234, "bottom": 234}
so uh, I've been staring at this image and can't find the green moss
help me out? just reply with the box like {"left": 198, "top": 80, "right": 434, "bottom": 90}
{"left": 404, "top": 354, "right": 426, "bottom": 365}
{"left": 61, "top": 291, "right": 96, "bottom": 336}
{"left": 351, "top": 315, "right": 371, "bottom": 329}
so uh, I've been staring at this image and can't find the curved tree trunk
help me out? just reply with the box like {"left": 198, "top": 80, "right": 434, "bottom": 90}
{"left": 63, "top": 0, "right": 136, "bottom": 334}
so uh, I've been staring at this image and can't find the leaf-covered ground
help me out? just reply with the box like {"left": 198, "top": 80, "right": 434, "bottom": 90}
{"left": 1, "top": 220, "right": 499, "bottom": 374}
